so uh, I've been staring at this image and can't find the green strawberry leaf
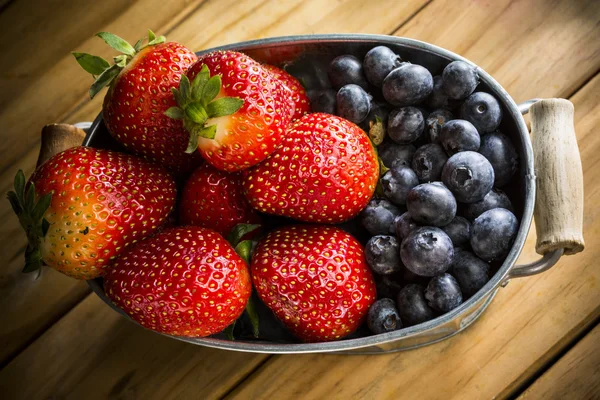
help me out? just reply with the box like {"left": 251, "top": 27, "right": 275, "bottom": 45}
{"left": 42, "top": 219, "right": 50, "bottom": 237}
{"left": 24, "top": 183, "right": 35, "bottom": 212}
{"left": 133, "top": 37, "right": 145, "bottom": 52}
{"left": 191, "top": 65, "right": 210, "bottom": 101}
{"left": 184, "top": 102, "right": 208, "bottom": 125}
{"left": 72, "top": 52, "right": 110, "bottom": 76}
{"left": 7, "top": 191, "right": 22, "bottom": 215}
{"left": 227, "top": 223, "right": 261, "bottom": 247}
{"left": 198, "top": 125, "right": 217, "bottom": 140}
{"left": 32, "top": 193, "right": 52, "bottom": 221}
{"left": 89, "top": 64, "right": 121, "bottom": 99}
{"left": 164, "top": 107, "right": 185, "bottom": 120}
{"left": 234, "top": 240, "right": 253, "bottom": 265}
{"left": 206, "top": 97, "right": 244, "bottom": 118}
{"left": 14, "top": 170, "right": 25, "bottom": 199}
{"left": 202, "top": 75, "right": 221, "bottom": 105}
{"left": 171, "top": 88, "right": 187, "bottom": 109}
{"left": 245, "top": 295, "right": 260, "bottom": 338}
{"left": 223, "top": 321, "right": 236, "bottom": 340}
{"left": 179, "top": 75, "right": 191, "bottom": 102}
{"left": 96, "top": 32, "right": 136, "bottom": 56}
{"left": 147, "top": 29, "right": 166, "bottom": 46}
{"left": 114, "top": 54, "right": 129, "bottom": 68}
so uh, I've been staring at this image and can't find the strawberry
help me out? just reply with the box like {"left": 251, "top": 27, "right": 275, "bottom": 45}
{"left": 251, "top": 225, "right": 376, "bottom": 342}
{"left": 7, "top": 146, "right": 176, "bottom": 279}
{"left": 104, "top": 226, "right": 252, "bottom": 337}
{"left": 264, "top": 64, "right": 310, "bottom": 120}
{"left": 74, "top": 30, "right": 202, "bottom": 174}
{"left": 165, "top": 50, "right": 292, "bottom": 172}
{"left": 179, "top": 163, "right": 260, "bottom": 236}
{"left": 243, "top": 113, "right": 379, "bottom": 223}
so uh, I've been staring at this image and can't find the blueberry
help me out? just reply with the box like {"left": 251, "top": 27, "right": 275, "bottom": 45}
{"left": 427, "top": 75, "right": 454, "bottom": 110}
{"left": 442, "top": 151, "right": 494, "bottom": 203}
{"left": 381, "top": 166, "right": 419, "bottom": 206}
{"left": 387, "top": 106, "right": 424, "bottom": 144}
{"left": 412, "top": 144, "right": 448, "bottom": 183}
{"left": 397, "top": 284, "right": 436, "bottom": 326}
{"left": 363, "top": 46, "right": 403, "bottom": 87}
{"left": 360, "top": 101, "right": 390, "bottom": 133}
{"left": 471, "top": 208, "right": 519, "bottom": 261}
{"left": 426, "top": 109, "right": 454, "bottom": 144}
{"left": 394, "top": 211, "right": 419, "bottom": 241}
{"left": 378, "top": 142, "right": 416, "bottom": 169}
{"left": 365, "top": 235, "right": 402, "bottom": 275}
{"left": 382, "top": 64, "right": 434, "bottom": 106}
{"left": 441, "top": 216, "right": 471, "bottom": 248}
{"left": 460, "top": 92, "right": 502, "bottom": 133}
{"left": 375, "top": 275, "right": 404, "bottom": 299}
{"left": 407, "top": 183, "right": 457, "bottom": 226}
{"left": 400, "top": 227, "right": 454, "bottom": 276}
{"left": 328, "top": 55, "right": 369, "bottom": 90}
{"left": 307, "top": 89, "right": 336, "bottom": 114}
{"left": 361, "top": 198, "right": 403, "bottom": 235}
{"left": 336, "top": 84, "right": 371, "bottom": 124}
{"left": 441, "top": 61, "right": 479, "bottom": 100}
{"left": 440, "top": 119, "right": 480, "bottom": 156}
{"left": 462, "top": 188, "right": 513, "bottom": 221}
{"left": 450, "top": 248, "right": 490, "bottom": 297}
{"left": 367, "top": 298, "right": 402, "bottom": 334}
{"left": 425, "top": 273, "right": 463, "bottom": 313}
{"left": 478, "top": 132, "right": 518, "bottom": 187}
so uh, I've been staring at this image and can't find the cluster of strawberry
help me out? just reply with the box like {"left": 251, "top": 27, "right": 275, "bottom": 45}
{"left": 8, "top": 31, "right": 380, "bottom": 343}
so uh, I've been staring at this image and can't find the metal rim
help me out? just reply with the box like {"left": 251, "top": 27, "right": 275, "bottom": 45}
{"left": 85, "top": 34, "right": 535, "bottom": 353}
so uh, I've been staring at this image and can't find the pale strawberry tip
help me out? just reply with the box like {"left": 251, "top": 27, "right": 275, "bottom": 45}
{"left": 165, "top": 64, "right": 244, "bottom": 154}
{"left": 73, "top": 29, "right": 167, "bottom": 99}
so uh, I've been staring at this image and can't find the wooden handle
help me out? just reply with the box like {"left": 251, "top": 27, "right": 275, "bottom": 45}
{"left": 530, "top": 99, "right": 584, "bottom": 255}
{"left": 37, "top": 123, "right": 87, "bottom": 167}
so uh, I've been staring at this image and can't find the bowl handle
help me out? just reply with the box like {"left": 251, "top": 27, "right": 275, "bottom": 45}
{"left": 507, "top": 99, "right": 585, "bottom": 280}
{"left": 36, "top": 123, "right": 90, "bottom": 167}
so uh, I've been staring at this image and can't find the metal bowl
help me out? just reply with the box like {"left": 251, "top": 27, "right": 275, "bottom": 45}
{"left": 84, "top": 34, "right": 565, "bottom": 354}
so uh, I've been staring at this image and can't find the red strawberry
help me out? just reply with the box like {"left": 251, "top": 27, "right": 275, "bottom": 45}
{"left": 179, "top": 163, "right": 260, "bottom": 236}
{"left": 104, "top": 226, "right": 252, "bottom": 337}
{"left": 264, "top": 64, "right": 310, "bottom": 120}
{"left": 166, "top": 50, "right": 292, "bottom": 172}
{"left": 251, "top": 225, "right": 376, "bottom": 342}
{"left": 8, "top": 147, "right": 176, "bottom": 279}
{"left": 243, "top": 113, "right": 379, "bottom": 223}
{"left": 74, "top": 31, "right": 202, "bottom": 174}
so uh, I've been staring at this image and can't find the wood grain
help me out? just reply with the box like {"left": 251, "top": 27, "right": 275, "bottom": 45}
{"left": 0, "top": 0, "right": 428, "bottom": 376}
{"left": 0, "top": 294, "right": 268, "bottom": 400}
{"left": 0, "top": 0, "right": 129, "bottom": 109}
{"left": 0, "top": 0, "right": 208, "bottom": 366}
{"left": 531, "top": 99, "right": 585, "bottom": 255}
{"left": 395, "top": 0, "right": 600, "bottom": 103}
{"left": 517, "top": 324, "right": 600, "bottom": 400}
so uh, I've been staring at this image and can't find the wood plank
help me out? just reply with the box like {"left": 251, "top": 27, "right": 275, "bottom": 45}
{"left": 228, "top": 74, "right": 600, "bottom": 400}
{"left": 0, "top": 0, "right": 428, "bottom": 380}
{"left": 0, "top": 0, "right": 208, "bottom": 366}
{"left": 395, "top": 0, "right": 600, "bottom": 103}
{"left": 0, "top": 0, "right": 130, "bottom": 109}
{"left": 517, "top": 324, "right": 600, "bottom": 400}
{"left": 0, "top": 294, "right": 268, "bottom": 400}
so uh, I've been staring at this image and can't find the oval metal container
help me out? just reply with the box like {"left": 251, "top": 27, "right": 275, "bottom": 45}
{"left": 85, "top": 34, "right": 567, "bottom": 354}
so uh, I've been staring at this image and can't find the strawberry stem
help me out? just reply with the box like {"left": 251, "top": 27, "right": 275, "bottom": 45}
{"left": 166, "top": 64, "right": 244, "bottom": 154}
{"left": 73, "top": 29, "right": 167, "bottom": 99}
{"left": 7, "top": 170, "right": 53, "bottom": 273}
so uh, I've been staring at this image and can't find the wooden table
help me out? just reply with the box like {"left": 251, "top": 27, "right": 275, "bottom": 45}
{"left": 0, "top": 0, "right": 598, "bottom": 398}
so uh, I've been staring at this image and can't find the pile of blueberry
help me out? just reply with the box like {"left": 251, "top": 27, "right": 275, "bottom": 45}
{"left": 309, "top": 47, "right": 520, "bottom": 335}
